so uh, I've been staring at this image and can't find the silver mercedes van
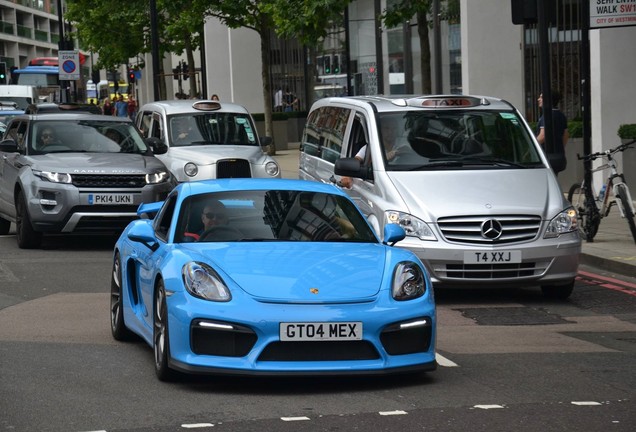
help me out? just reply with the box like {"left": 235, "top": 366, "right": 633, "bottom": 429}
{"left": 299, "top": 95, "right": 581, "bottom": 299}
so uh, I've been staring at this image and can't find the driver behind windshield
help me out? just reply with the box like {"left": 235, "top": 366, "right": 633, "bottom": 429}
{"left": 183, "top": 199, "right": 228, "bottom": 241}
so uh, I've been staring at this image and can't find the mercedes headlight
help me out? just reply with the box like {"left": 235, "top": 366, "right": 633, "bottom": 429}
{"left": 145, "top": 171, "right": 170, "bottom": 184}
{"left": 385, "top": 211, "right": 437, "bottom": 241}
{"left": 544, "top": 207, "right": 578, "bottom": 238}
{"left": 34, "top": 170, "right": 72, "bottom": 184}
{"left": 184, "top": 162, "right": 198, "bottom": 177}
{"left": 392, "top": 261, "right": 426, "bottom": 301}
{"left": 182, "top": 262, "right": 231, "bottom": 302}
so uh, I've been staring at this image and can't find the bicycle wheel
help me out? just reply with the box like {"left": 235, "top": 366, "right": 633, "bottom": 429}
{"left": 614, "top": 183, "right": 636, "bottom": 243}
{"left": 567, "top": 183, "right": 600, "bottom": 241}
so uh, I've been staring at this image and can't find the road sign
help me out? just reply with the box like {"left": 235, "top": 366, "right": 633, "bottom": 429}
{"left": 590, "top": 0, "right": 636, "bottom": 29}
{"left": 58, "top": 50, "right": 80, "bottom": 80}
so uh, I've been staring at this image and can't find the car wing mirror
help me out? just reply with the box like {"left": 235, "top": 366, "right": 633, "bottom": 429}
{"left": 260, "top": 136, "right": 273, "bottom": 147}
{"left": 0, "top": 139, "right": 18, "bottom": 153}
{"left": 383, "top": 223, "right": 406, "bottom": 246}
{"left": 127, "top": 221, "right": 160, "bottom": 251}
{"left": 146, "top": 137, "right": 168, "bottom": 155}
{"left": 335, "top": 157, "right": 373, "bottom": 181}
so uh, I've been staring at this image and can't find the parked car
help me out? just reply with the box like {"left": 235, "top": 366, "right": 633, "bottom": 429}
{"left": 299, "top": 95, "right": 581, "bottom": 299}
{"left": 135, "top": 99, "right": 280, "bottom": 182}
{"left": 110, "top": 178, "right": 436, "bottom": 380}
{"left": 0, "top": 113, "right": 176, "bottom": 248}
{"left": 23, "top": 102, "right": 103, "bottom": 115}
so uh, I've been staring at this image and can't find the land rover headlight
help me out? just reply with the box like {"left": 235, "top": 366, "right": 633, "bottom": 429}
{"left": 145, "top": 171, "right": 170, "bottom": 184}
{"left": 385, "top": 210, "right": 437, "bottom": 241}
{"left": 392, "top": 261, "right": 426, "bottom": 300}
{"left": 34, "top": 170, "right": 72, "bottom": 184}
{"left": 182, "top": 262, "right": 231, "bottom": 302}
{"left": 184, "top": 162, "right": 198, "bottom": 177}
{"left": 265, "top": 161, "right": 280, "bottom": 177}
{"left": 544, "top": 207, "right": 578, "bottom": 238}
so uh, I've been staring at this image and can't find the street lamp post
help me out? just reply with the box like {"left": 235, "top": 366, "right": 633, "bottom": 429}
{"left": 150, "top": 0, "right": 161, "bottom": 101}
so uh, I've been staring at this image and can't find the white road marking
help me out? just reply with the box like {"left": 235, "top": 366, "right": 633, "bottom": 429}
{"left": 281, "top": 416, "right": 311, "bottom": 421}
{"left": 474, "top": 405, "right": 505, "bottom": 409}
{"left": 571, "top": 401, "right": 602, "bottom": 406}
{"left": 436, "top": 352, "right": 459, "bottom": 367}
{"left": 379, "top": 410, "right": 408, "bottom": 416}
{"left": 181, "top": 423, "right": 215, "bottom": 428}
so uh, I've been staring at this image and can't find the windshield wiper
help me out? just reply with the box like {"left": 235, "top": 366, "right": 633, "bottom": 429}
{"left": 460, "top": 157, "right": 527, "bottom": 168}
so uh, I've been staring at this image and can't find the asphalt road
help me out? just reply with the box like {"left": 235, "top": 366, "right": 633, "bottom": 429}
{"left": 1, "top": 233, "right": 636, "bottom": 432}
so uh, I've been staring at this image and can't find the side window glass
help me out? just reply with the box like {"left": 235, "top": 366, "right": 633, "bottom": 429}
{"left": 301, "top": 109, "right": 322, "bottom": 157}
{"left": 138, "top": 111, "right": 152, "bottom": 137}
{"left": 150, "top": 113, "right": 163, "bottom": 140}
{"left": 154, "top": 194, "right": 177, "bottom": 241}
{"left": 348, "top": 113, "right": 369, "bottom": 162}
{"left": 16, "top": 122, "right": 28, "bottom": 152}
{"left": 320, "top": 106, "right": 349, "bottom": 163}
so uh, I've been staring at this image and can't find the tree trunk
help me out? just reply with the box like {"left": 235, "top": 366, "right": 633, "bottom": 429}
{"left": 417, "top": 10, "right": 432, "bottom": 94}
{"left": 185, "top": 35, "right": 197, "bottom": 97}
{"left": 259, "top": 19, "right": 275, "bottom": 155}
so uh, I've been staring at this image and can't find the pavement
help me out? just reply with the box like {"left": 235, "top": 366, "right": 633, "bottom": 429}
{"left": 272, "top": 147, "right": 636, "bottom": 279}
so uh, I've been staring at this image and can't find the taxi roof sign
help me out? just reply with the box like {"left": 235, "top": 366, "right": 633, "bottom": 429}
{"left": 192, "top": 101, "right": 222, "bottom": 111}
{"left": 395, "top": 96, "right": 490, "bottom": 108}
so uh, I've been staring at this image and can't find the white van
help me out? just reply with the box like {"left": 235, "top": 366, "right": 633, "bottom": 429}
{"left": 0, "top": 85, "right": 39, "bottom": 110}
{"left": 299, "top": 95, "right": 581, "bottom": 299}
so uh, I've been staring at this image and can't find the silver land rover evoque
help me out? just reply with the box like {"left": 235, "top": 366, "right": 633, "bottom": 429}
{"left": 0, "top": 113, "right": 176, "bottom": 248}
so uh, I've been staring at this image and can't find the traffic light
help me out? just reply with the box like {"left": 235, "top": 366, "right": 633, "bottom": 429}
{"left": 128, "top": 68, "right": 136, "bottom": 84}
{"left": 173, "top": 62, "right": 180, "bottom": 80}
{"left": 333, "top": 55, "right": 340, "bottom": 74}
{"left": 0, "top": 62, "right": 7, "bottom": 85}
{"left": 182, "top": 61, "right": 189, "bottom": 80}
{"left": 324, "top": 55, "right": 331, "bottom": 74}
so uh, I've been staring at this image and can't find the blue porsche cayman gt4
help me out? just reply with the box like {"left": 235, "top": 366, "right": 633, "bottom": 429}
{"left": 110, "top": 178, "right": 436, "bottom": 380}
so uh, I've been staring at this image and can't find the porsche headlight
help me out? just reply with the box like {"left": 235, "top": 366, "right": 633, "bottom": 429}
{"left": 184, "top": 162, "right": 198, "bottom": 177}
{"left": 145, "top": 171, "right": 170, "bottom": 184}
{"left": 385, "top": 211, "right": 437, "bottom": 241}
{"left": 392, "top": 261, "right": 426, "bottom": 301}
{"left": 544, "top": 207, "right": 578, "bottom": 238}
{"left": 265, "top": 161, "right": 280, "bottom": 177}
{"left": 182, "top": 262, "right": 231, "bottom": 302}
{"left": 34, "top": 170, "right": 72, "bottom": 184}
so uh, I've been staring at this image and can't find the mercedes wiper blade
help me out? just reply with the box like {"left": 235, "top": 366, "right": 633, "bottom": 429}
{"left": 460, "top": 157, "right": 526, "bottom": 168}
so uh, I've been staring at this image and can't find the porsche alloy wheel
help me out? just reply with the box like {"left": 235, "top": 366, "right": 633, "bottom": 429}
{"left": 110, "top": 252, "right": 133, "bottom": 341}
{"left": 154, "top": 279, "right": 174, "bottom": 381}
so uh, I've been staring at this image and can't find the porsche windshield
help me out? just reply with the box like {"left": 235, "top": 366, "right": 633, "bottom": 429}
{"left": 177, "top": 190, "right": 378, "bottom": 243}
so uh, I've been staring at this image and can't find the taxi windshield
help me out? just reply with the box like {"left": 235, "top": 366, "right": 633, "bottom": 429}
{"left": 377, "top": 110, "right": 543, "bottom": 170}
{"left": 169, "top": 113, "right": 258, "bottom": 147}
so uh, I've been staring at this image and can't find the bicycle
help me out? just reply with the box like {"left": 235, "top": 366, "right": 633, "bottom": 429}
{"left": 567, "top": 139, "right": 636, "bottom": 243}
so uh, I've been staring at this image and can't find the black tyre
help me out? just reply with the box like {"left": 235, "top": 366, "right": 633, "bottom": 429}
{"left": 110, "top": 252, "right": 134, "bottom": 341}
{"left": 541, "top": 280, "right": 575, "bottom": 300}
{"left": 0, "top": 217, "right": 10, "bottom": 235}
{"left": 614, "top": 184, "right": 636, "bottom": 244}
{"left": 154, "top": 279, "right": 175, "bottom": 381}
{"left": 16, "top": 193, "right": 42, "bottom": 249}
{"left": 567, "top": 183, "right": 599, "bottom": 241}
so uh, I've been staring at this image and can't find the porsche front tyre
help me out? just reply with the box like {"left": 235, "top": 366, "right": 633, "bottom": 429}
{"left": 110, "top": 252, "right": 134, "bottom": 341}
{"left": 154, "top": 278, "right": 176, "bottom": 381}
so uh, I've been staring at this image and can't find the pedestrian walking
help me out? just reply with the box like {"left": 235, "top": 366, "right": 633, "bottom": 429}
{"left": 536, "top": 89, "right": 569, "bottom": 175}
